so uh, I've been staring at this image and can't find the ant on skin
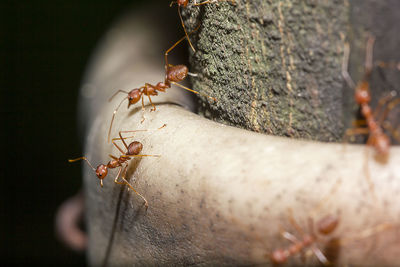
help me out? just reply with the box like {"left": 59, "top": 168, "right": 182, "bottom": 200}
{"left": 270, "top": 214, "right": 339, "bottom": 265}
{"left": 170, "top": 0, "right": 236, "bottom": 53}
{"left": 342, "top": 36, "right": 392, "bottom": 160}
{"left": 69, "top": 125, "right": 165, "bottom": 210}
{"left": 107, "top": 28, "right": 216, "bottom": 142}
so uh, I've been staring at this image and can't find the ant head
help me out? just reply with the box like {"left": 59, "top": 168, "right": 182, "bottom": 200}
{"left": 127, "top": 89, "right": 142, "bottom": 107}
{"left": 167, "top": 65, "right": 188, "bottom": 82}
{"left": 355, "top": 82, "right": 371, "bottom": 104}
{"left": 127, "top": 141, "right": 143, "bottom": 156}
{"left": 317, "top": 215, "right": 339, "bottom": 235}
{"left": 95, "top": 164, "right": 108, "bottom": 186}
{"left": 270, "top": 249, "right": 288, "bottom": 264}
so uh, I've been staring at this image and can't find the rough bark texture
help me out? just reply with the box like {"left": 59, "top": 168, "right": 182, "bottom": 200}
{"left": 183, "top": 0, "right": 400, "bottom": 141}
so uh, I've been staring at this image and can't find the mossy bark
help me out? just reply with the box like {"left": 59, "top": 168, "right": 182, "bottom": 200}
{"left": 183, "top": 0, "right": 400, "bottom": 142}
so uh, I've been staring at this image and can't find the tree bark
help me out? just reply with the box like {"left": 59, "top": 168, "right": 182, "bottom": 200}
{"left": 183, "top": 0, "right": 400, "bottom": 141}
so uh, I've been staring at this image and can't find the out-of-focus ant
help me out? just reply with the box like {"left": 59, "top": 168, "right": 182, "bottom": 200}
{"left": 342, "top": 36, "right": 392, "bottom": 160}
{"left": 270, "top": 215, "right": 339, "bottom": 265}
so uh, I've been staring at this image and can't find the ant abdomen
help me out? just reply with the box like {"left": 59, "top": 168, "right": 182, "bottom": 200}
{"left": 177, "top": 0, "right": 189, "bottom": 7}
{"left": 127, "top": 141, "right": 143, "bottom": 156}
{"left": 167, "top": 65, "right": 188, "bottom": 82}
{"left": 317, "top": 215, "right": 339, "bottom": 235}
{"left": 371, "top": 133, "right": 390, "bottom": 157}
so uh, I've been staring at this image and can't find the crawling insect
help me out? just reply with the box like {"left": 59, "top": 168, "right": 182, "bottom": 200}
{"left": 271, "top": 215, "right": 339, "bottom": 265}
{"left": 69, "top": 126, "right": 165, "bottom": 209}
{"left": 107, "top": 29, "right": 216, "bottom": 142}
{"left": 342, "top": 36, "right": 392, "bottom": 160}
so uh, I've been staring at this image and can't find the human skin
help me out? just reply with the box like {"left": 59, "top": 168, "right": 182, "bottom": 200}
{"left": 78, "top": 4, "right": 400, "bottom": 267}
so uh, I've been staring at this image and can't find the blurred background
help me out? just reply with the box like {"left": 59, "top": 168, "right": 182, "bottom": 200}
{"left": 0, "top": 0, "right": 151, "bottom": 265}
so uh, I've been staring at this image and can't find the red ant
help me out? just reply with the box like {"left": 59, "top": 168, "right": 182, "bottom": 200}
{"left": 107, "top": 28, "right": 216, "bottom": 142}
{"left": 170, "top": 0, "right": 236, "bottom": 53}
{"left": 342, "top": 36, "right": 392, "bottom": 160}
{"left": 69, "top": 125, "right": 165, "bottom": 209}
{"left": 270, "top": 215, "right": 339, "bottom": 265}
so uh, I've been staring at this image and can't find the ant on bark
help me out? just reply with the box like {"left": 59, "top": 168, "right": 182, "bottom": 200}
{"left": 342, "top": 36, "right": 393, "bottom": 160}
{"left": 69, "top": 125, "right": 165, "bottom": 210}
{"left": 270, "top": 214, "right": 339, "bottom": 265}
{"left": 170, "top": 0, "right": 236, "bottom": 53}
{"left": 107, "top": 28, "right": 216, "bottom": 142}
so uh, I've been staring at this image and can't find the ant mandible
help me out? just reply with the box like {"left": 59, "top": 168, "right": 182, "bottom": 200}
{"left": 270, "top": 215, "right": 339, "bottom": 265}
{"left": 170, "top": 0, "right": 237, "bottom": 53}
{"left": 342, "top": 36, "right": 392, "bottom": 160}
{"left": 107, "top": 27, "right": 216, "bottom": 142}
{"left": 69, "top": 125, "right": 165, "bottom": 209}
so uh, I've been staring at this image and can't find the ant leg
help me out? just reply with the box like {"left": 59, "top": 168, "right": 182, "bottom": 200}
{"left": 108, "top": 154, "right": 119, "bottom": 161}
{"left": 114, "top": 165, "right": 149, "bottom": 210}
{"left": 343, "top": 127, "right": 369, "bottom": 144}
{"left": 120, "top": 125, "right": 166, "bottom": 135}
{"left": 129, "top": 154, "right": 161, "bottom": 158}
{"left": 374, "top": 94, "right": 394, "bottom": 123}
{"left": 378, "top": 97, "right": 400, "bottom": 125}
{"left": 113, "top": 125, "right": 167, "bottom": 141}
{"left": 194, "top": 0, "right": 215, "bottom": 6}
{"left": 194, "top": 0, "right": 236, "bottom": 6}
{"left": 287, "top": 209, "right": 305, "bottom": 236}
{"left": 382, "top": 121, "right": 400, "bottom": 143}
{"left": 311, "top": 246, "right": 329, "bottom": 265}
{"left": 170, "top": 81, "right": 217, "bottom": 101}
{"left": 342, "top": 42, "right": 356, "bottom": 89}
{"left": 164, "top": 25, "right": 201, "bottom": 70}
{"left": 111, "top": 137, "right": 127, "bottom": 155}
{"left": 177, "top": 5, "right": 195, "bottom": 52}
{"left": 364, "top": 35, "right": 376, "bottom": 78}
{"left": 352, "top": 119, "right": 366, "bottom": 127}
{"left": 148, "top": 95, "right": 156, "bottom": 112}
{"left": 140, "top": 96, "right": 146, "bottom": 124}
{"left": 108, "top": 96, "right": 128, "bottom": 143}
{"left": 376, "top": 60, "right": 400, "bottom": 71}
{"left": 281, "top": 231, "right": 300, "bottom": 244}
{"left": 363, "top": 137, "right": 377, "bottom": 200}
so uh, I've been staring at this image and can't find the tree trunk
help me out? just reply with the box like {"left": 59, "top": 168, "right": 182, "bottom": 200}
{"left": 183, "top": 0, "right": 400, "bottom": 141}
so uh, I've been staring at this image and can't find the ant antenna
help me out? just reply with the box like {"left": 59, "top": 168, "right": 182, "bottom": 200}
{"left": 364, "top": 35, "right": 376, "bottom": 78}
{"left": 342, "top": 42, "right": 356, "bottom": 89}
{"left": 68, "top": 157, "right": 96, "bottom": 171}
{"left": 108, "top": 89, "right": 129, "bottom": 102}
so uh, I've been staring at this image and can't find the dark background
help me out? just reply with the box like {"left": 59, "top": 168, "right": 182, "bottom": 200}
{"left": 0, "top": 0, "right": 147, "bottom": 265}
